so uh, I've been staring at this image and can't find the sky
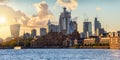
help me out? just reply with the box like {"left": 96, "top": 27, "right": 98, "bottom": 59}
{"left": 0, "top": 0, "right": 120, "bottom": 40}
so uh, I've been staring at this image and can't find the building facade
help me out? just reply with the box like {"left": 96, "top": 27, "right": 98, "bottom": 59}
{"left": 83, "top": 20, "right": 92, "bottom": 38}
{"left": 100, "top": 37, "right": 110, "bottom": 44}
{"left": 94, "top": 17, "right": 106, "bottom": 36}
{"left": 59, "top": 7, "right": 71, "bottom": 34}
{"left": 109, "top": 32, "right": 120, "bottom": 49}
{"left": 48, "top": 20, "right": 59, "bottom": 32}
{"left": 31, "top": 29, "right": 37, "bottom": 38}
{"left": 94, "top": 17, "right": 101, "bottom": 35}
{"left": 69, "top": 21, "right": 77, "bottom": 34}
{"left": 10, "top": 24, "right": 21, "bottom": 38}
{"left": 40, "top": 28, "right": 47, "bottom": 36}
{"left": 84, "top": 38, "right": 96, "bottom": 45}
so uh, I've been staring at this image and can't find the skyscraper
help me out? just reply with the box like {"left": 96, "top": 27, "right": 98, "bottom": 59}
{"left": 10, "top": 24, "right": 20, "bottom": 38}
{"left": 69, "top": 21, "right": 77, "bottom": 34}
{"left": 40, "top": 28, "right": 47, "bottom": 36}
{"left": 31, "top": 29, "right": 36, "bottom": 38}
{"left": 83, "top": 19, "right": 92, "bottom": 38}
{"left": 94, "top": 17, "right": 101, "bottom": 35}
{"left": 59, "top": 7, "right": 71, "bottom": 34}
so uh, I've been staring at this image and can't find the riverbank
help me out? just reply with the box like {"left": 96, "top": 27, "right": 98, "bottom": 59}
{"left": 0, "top": 46, "right": 110, "bottom": 49}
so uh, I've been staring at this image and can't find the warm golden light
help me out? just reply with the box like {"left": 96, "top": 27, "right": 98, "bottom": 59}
{"left": 0, "top": 16, "right": 6, "bottom": 24}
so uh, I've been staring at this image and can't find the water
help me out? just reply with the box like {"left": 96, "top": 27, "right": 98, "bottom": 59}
{"left": 0, "top": 49, "right": 120, "bottom": 60}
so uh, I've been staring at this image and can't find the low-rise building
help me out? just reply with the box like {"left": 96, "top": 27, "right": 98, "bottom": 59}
{"left": 74, "top": 39, "right": 78, "bottom": 45}
{"left": 109, "top": 32, "right": 120, "bottom": 49}
{"left": 84, "top": 38, "right": 96, "bottom": 45}
{"left": 100, "top": 37, "right": 110, "bottom": 44}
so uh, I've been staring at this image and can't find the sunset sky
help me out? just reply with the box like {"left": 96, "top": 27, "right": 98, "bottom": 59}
{"left": 0, "top": 0, "right": 120, "bottom": 39}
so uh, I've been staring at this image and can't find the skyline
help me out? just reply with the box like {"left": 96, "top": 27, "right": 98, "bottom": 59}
{"left": 0, "top": 0, "right": 120, "bottom": 39}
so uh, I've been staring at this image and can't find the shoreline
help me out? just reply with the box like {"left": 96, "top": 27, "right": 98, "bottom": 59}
{"left": 0, "top": 46, "right": 110, "bottom": 49}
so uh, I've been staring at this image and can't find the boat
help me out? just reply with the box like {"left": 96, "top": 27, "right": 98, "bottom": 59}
{"left": 14, "top": 46, "right": 22, "bottom": 50}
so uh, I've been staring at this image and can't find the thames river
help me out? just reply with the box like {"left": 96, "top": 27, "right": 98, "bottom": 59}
{"left": 0, "top": 49, "right": 120, "bottom": 60}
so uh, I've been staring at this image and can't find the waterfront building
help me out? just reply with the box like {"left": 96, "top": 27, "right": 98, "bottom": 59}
{"left": 31, "top": 29, "right": 37, "bottom": 38}
{"left": 109, "top": 32, "right": 120, "bottom": 49}
{"left": 10, "top": 24, "right": 20, "bottom": 38}
{"left": 100, "top": 37, "right": 110, "bottom": 44}
{"left": 117, "top": 31, "right": 120, "bottom": 36}
{"left": 74, "top": 39, "right": 78, "bottom": 45}
{"left": 40, "top": 28, "right": 47, "bottom": 36}
{"left": 83, "top": 19, "right": 92, "bottom": 38}
{"left": 84, "top": 38, "right": 96, "bottom": 45}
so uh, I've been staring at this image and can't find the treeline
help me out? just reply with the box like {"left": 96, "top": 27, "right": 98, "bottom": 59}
{"left": 0, "top": 37, "right": 33, "bottom": 48}
{"left": 0, "top": 30, "right": 80, "bottom": 48}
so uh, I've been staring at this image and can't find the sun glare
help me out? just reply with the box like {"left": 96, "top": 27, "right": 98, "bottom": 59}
{"left": 0, "top": 16, "right": 6, "bottom": 24}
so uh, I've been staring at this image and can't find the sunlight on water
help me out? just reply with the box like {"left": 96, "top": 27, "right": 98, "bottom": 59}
{"left": 0, "top": 49, "right": 120, "bottom": 60}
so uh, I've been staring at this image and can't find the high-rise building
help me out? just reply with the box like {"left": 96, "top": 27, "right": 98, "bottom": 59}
{"left": 73, "top": 21, "right": 77, "bottom": 31}
{"left": 94, "top": 17, "right": 106, "bottom": 36}
{"left": 94, "top": 17, "right": 101, "bottom": 36}
{"left": 10, "top": 24, "right": 20, "bottom": 38}
{"left": 31, "top": 29, "right": 36, "bottom": 38}
{"left": 48, "top": 20, "right": 59, "bottom": 32}
{"left": 59, "top": 7, "right": 71, "bottom": 34}
{"left": 69, "top": 21, "right": 77, "bottom": 34}
{"left": 40, "top": 28, "right": 47, "bottom": 36}
{"left": 83, "top": 19, "right": 92, "bottom": 38}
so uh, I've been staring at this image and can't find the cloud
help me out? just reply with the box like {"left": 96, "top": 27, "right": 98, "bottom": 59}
{"left": 27, "top": 1, "right": 53, "bottom": 27}
{"left": 0, "top": 5, "right": 29, "bottom": 25}
{"left": 15, "top": 10, "right": 30, "bottom": 26}
{"left": 0, "top": 0, "right": 9, "bottom": 3}
{"left": 0, "top": 0, "right": 5, "bottom": 2}
{"left": 57, "top": 0, "right": 78, "bottom": 10}
{"left": 96, "top": 7, "right": 102, "bottom": 11}
{"left": 0, "top": 1, "right": 53, "bottom": 28}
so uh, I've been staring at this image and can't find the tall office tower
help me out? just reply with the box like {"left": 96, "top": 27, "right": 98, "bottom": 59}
{"left": 73, "top": 21, "right": 77, "bottom": 31}
{"left": 94, "top": 17, "right": 101, "bottom": 36}
{"left": 69, "top": 21, "right": 77, "bottom": 34}
{"left": 31, "top": 29, "right": 37, "bottom": 38}
{"left": 40, "top": 28, "right": 47, "bottom": 36}
{"left": 10, "top": 24, "right": 20, "bottom": 38}
{"left": 83, "top": 19, "right": 92, "bottom": 38}
{"left": 59, "top": 7, "right": 71, "bottom": 35}
{"left": 47, "top": 20, "right": 59, "bottom": 32}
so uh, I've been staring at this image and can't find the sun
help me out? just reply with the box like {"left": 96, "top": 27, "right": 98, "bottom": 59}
{"left": 0, "top": 16, "right": 6, "bottom": 24}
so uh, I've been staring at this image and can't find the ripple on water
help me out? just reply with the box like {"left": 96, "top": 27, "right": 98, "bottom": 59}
{"left": 0, "top": 49, "right": 120, "bottom": 60}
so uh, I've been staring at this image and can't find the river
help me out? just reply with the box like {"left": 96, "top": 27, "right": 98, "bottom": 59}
{"left": 0, "top": 49, "right": 120, "bottom": 60}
